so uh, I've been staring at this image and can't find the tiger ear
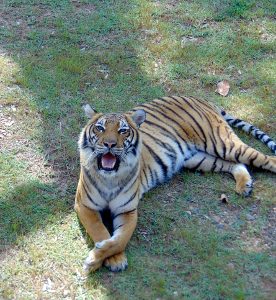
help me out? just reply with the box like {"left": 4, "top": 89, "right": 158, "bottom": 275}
{"left": 82, "top": 104, "right": 97, "bottom": 119}
{"left": 131, "top": 109, "right": 146, "bottom": 127}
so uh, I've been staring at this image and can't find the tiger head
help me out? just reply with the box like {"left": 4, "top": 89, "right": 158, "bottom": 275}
{"left": 79, "top": 104, "right": 146, "bottom": 176}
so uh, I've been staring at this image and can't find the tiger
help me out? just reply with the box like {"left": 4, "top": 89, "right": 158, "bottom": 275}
{"left": 74, "top": 95, "right": 276, "bottom": 273}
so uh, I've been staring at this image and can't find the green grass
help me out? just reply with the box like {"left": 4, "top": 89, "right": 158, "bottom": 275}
{"left": 0, "top": 0, "right": 275, "bottom": 299}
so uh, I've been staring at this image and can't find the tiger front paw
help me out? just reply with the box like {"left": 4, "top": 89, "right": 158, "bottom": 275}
{"left": 104, "top": 252, "right": 128, "bottom": 272}
{"left": 83, "top": 249, "right": 103, "bottom": 273}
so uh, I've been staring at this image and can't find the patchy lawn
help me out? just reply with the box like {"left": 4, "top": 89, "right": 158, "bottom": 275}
{"left": 0, "top": 0, "right": 275, "bottom": 299}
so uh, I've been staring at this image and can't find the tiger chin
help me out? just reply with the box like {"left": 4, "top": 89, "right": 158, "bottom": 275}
{"left": 74, "top": 96, "right": 276, "bottom": 273}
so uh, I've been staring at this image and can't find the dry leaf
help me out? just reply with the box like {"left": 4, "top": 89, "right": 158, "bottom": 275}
{"left": 220, "top": 193, "right": 229, "bottom": 204}
{"left": 216, "top": 80, "right": 230, "bottom": 96}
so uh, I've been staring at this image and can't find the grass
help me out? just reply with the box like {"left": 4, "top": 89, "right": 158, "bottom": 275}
{"left": 0, "top": 0, "right": 275, "bottom": 299}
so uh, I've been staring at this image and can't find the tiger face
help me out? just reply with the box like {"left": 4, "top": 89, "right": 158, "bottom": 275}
{"left": 79, "top": 104, "right": 146, "bottom": 175}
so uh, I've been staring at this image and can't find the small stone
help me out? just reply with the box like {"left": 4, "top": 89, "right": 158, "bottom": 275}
{"left": 217, "top": 223, "right": 224, "bottom": 229}
{"left": 212, "top": 215, "right": 221, "bottom": 224}
{"left": 181, "top": 36, "right": 199, "bottom": 47}
{"left": 227, "top": 262, "right": 235, "bottom": 270}
{"left": 246, "top": 214, "right": 255, "bottom": 221}
{"left": 5, "top": 120, "right": 14, "bottom": 126}
{"left": 191, "top": 208, "right": 200, "bottom": 214}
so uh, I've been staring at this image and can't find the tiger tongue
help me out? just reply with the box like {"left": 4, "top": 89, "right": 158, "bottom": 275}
{"left": 101, "top": 153, "right": 117, "bottom": 169}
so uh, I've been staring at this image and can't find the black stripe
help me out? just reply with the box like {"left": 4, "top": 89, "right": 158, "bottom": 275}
{"left": 148, "top": 165, "right": 155, "bottom": 186}
{"left": 237, "top": 123, "right": 245, "bottom": 130}
{"left": 119, "top": 190, "right": 138, "bottom": 208}
{"left": 89, "top": 124, "right": 95, "bottom": 140}
{"left": 186, "top": 96, "right": 218, "bottom": 116}
{"left": 112, "top": 208, "right": 137, "bottom": 220}
{"left": 158, "top": 97, "right": 203, "bottom": 122}
{"left": 264, "top": 138, "right": 272, "bottom": 144}
{"left": 142, "top": 168, "right": 149, "bottom": 187}
{"left": 262, "top": 160, "right": 269, "bottom": 167}
{"left": 154, "top": 170, "right": 159, "bottom": 184}
{"left": 143, "top": 120, "right": 185, "bottom": 155}
{"left": 178, "top": 96, "right": 205, "bottom": 120}
{"left": 199, "top": 110, "right": 221, "bottom": 157}
{"left": 123, "top": 176, "right": 138, "bottom": 195}
{"left": 160, "top": 99, "right": 209, "bottom": 148}
{"left": 113, "top": 163, "right": 139, "bottom": 198}
{"left": 227, "top": 118, "right": 234, "bottom": 123}
{"left": 228, "top": 141, "right": 235, "bottom": 155}
{"left": 140, "top": 176, "right": 148, "bottom": 191}
{"left": 138, "top": 104, "right": 192, "bottom": 140}
{"left": 231, "top": 118, "right": 242, "bottom": 126}
{"left": 208, "top": 132, "right": 220, "bottom": 158}
{"left": 217, "top": 126, "right": 226, "bottom": 159}
{"left": 234, "top": 145, "right": 242, "bottom": 162}
{"left": 114, "top": 224, "right": 124, "bottom": 231}
{"left": 143, "top": 142, "right": 168, "bottom": 180}
{"left": 241, "top": 146, "right": 249, "bottom": 156}
{"left": 211, "top": 157, "right": 218, "bottom": 172}
{"left": 82, "top": 131, "right": 89, "bottom": 148}
{"left": 169, "top": 96, "right": 208, "bottom": 150}
{"left": 255, "top": 131, "right": 262, "bottom": 138}
{"left": 249, "top": 153, "right": 258, "bottom": 165}
{"left": 194, "top": 156, "right": 206, "bottom": 170}
{"left": 82, "top": 182, "right": 100, "bottom": 207}
{"left": 125, "top": 129, "right": 138, "bottom": 156}
{"left": 83, "top": 167, "right": 107, "bottom": 199}
{"left": 140, "top": 129, "right": 177, "bottom": 157}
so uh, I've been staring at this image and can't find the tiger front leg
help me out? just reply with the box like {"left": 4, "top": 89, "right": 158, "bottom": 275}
{"left": 74, "top": 200, "right": 111, "bottom": 272}
{"left": 83, "top": 209, "right": 138, "bottom": 273}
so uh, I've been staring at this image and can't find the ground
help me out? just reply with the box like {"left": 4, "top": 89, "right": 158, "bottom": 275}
{"left": 0, "top": 0, "right": 275, "bottom": 299}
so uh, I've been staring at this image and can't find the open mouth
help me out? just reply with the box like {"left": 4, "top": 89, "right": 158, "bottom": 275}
{"left": 98, "top": 152, "right": 120, "bottom": 172}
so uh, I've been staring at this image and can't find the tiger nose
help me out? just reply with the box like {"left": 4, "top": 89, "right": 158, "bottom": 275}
{"left": 104, "top": 141, "right": 117, "bottom": 148}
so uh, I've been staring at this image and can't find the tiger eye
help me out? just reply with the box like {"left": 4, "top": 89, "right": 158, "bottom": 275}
{"left": 95, "top": 125, "right": 105, "bottom": 132}
{"left": 118, "top": 128, "right": 128, "bottom": 134}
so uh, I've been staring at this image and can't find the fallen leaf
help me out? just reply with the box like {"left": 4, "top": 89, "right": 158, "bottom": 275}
{"left": 220, "top": 193, "right": 229, "bottom": 204}
{"left": 216, "top": 80, "right": 230, "bottom": 96}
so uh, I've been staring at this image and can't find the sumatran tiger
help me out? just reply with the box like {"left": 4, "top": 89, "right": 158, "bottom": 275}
{"left": 75, "top": 96, "right": 276, "bottom": 273}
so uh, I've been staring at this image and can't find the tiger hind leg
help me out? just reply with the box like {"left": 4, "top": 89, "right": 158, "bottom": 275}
{"left": 184, "top": 152, "right": 253, "bottom": 196}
